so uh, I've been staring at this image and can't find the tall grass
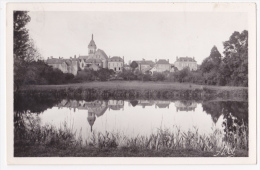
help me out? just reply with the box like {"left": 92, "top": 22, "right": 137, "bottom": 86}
{"left": 15, "top": 118, "right": 248, "bottom": 157}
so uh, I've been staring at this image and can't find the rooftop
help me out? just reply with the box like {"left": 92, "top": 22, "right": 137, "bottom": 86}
{"left": 108, "top": 56, "right": 123, "bottom": 62}
{"left": 78, "top": 55, "right": 88, "bottom": 59}
{"left": 176, "top": 57, "right": 196, "bottom": 62}
{"left": 86, "top": 58, "right": 103, "bottom": 63}
{"left": 156, "top": 59, "right": 170, "bottom": 64}
{"left": 46, "top": 57, "right": 65, "bottom": 64}
{"left": 136, "top": 60, "right": 155, "bottom": 66}
{"left": 88, "top": 34, "right": 96, "bottom": 48}
{"left": 96, "top": 49, "right": 108, "bottom": 59}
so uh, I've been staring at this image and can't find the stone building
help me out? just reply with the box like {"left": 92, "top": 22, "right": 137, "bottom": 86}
{"left": 174, "top": 56, "right": 197, "bottom": 71}
{"left": 108, "top": 56, "right": 124, "bottom": 72}
{"left": 46, "top": 56, "right": 78, "bottom": 76}
{"left": 150, "top": 59, "right": 171, "bottom": 73}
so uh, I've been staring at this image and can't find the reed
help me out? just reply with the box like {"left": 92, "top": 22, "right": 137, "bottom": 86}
{"left": 14, "top": 115, "right": 248, "bottom": 157}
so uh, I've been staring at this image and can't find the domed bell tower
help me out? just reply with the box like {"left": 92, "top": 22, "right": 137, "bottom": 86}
{"left": 88, "top": 34, "right": 97, "bottom": 55}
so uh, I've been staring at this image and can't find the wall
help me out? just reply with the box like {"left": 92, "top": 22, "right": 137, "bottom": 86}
{"left": 108, "top": 62, "right": 124, "bottom": 72}
{"left": 175, "top": 61, "right": 197, "bottom": 71}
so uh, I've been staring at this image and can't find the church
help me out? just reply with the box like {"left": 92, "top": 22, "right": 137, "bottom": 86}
{"left": 78, "top": 34, "right": 109, "bottom": 71}
{"left": 46, "top": 34, "right": 124, "bottom": 75}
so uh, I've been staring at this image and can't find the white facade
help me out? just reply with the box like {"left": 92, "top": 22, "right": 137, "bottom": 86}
{"left": 108, "top": 56, "right": 124, "bottom": 72}
{"left": 174, "top": 57, "right": 197, "bottom": 71}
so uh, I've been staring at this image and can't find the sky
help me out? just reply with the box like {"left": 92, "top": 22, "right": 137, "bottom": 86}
{"left": 26, "top": 11, "right": 248, "bottom": 65}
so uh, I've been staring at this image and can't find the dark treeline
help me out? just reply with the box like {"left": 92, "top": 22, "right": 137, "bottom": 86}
{"left": 14, "top": 11, "right": 248, "bottom": 90}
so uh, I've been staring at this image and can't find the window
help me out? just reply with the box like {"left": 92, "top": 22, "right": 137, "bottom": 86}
{"left": 119, "top": 67, "right": 120, "bottom": 70}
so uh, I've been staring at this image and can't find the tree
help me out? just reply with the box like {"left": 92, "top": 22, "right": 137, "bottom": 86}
{"left": 200, "top": 46, "right": 222, "bottom": 85}
{"left": 221, "top": 30, "right": 248, "bottom": 86}
{"left": 13, "top": 11, "right": 44, "bottom": 90}
{"left": 14, "top": 11, "right": 31, "bottom": 61}
{"left": 201, "top": 46, "right": 222, "bottom": 74}
{"left": 118, "top": 69, "right": 136, "bottom": 80}
{"left": 152, "top": 72, "right": 165, "bottom": 81}
{"left": 130, "top": 61, "right": 138, "bottom": 71}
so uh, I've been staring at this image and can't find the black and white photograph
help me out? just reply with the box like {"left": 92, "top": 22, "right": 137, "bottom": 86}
{"left": 4, "top": 2, "right": 257, "bottom": 165}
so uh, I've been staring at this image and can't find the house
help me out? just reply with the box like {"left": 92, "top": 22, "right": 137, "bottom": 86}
{"left": 135, "top": 59, "right": 155, "bottom": 73}
{"left": 108, "top": 56, "right": 124, "bottom": 72}
{"left": 174, "top": 56, "right": 197, "bottom": 71}
{"left": 151, "top": 59, "right": 171, "bottom": 74}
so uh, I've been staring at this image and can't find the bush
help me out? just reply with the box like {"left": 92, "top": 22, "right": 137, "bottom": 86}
{"left": 152, "top": 72, "right": 165, "bottom": 81}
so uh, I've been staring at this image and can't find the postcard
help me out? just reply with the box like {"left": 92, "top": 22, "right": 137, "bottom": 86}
{"left": 6, "top": 2, "right": 257, "bottom": 164}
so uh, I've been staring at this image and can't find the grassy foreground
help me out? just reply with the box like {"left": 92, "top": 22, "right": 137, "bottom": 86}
{"left": 14, "top": 120, "right": 248, "bottom": 157}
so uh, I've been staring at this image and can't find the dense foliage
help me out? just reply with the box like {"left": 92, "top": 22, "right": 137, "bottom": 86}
{"left": 73, "top": 68, "right": 115, "bottom": 82}
{"left": 22, "top": 61, "right": 75, "bottom": 85}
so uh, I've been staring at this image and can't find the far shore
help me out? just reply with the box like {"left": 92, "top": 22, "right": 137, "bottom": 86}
{"left": 20, "top": 81, "right": 248, "bottom": 91}
{"left": 18, "top": 81, "right": 248, "bottom": 101}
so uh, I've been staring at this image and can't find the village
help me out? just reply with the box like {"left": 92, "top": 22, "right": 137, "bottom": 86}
{"left": 46, "top": 34, "right": 198, "bottom": 76}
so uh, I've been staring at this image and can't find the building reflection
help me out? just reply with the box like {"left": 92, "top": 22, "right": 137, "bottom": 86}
{"left": 137, "top": 100, "right": 155, "bottom": 108}
{"left": 108, "top": 100, "right": 124, "bottom": 111}
{"left": 175, "top": 100, "right": 197, "bottom": 112}
{"left": 55, "top": 99, "right": 198, "bottom": 131}
{"left": 155, "top": 101, "right": 170, "bottom": 109}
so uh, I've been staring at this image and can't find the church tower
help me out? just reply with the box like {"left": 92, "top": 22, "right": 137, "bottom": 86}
{"left": 88, "top": 34, "right": 97, "bottom": 55}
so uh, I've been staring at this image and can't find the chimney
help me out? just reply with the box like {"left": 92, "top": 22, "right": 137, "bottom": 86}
{"left": 59, "top": 56, "right": 60, "bottom": 59}
{"left": 176, "top": 56, "right": 178, "bottom": 60}
{"left": 48, "top": 57, "right": 49, "bottom": 59}
{"left": 50, "top": 56, "right": 53, "bottom": 59}
{"left": 155, "top": 59, "right": 157, "bottom": 63}
{"left": 193, "top": 57, "right": 194, "bottom": 60}
{"left": 70, "top": 56, "right": 72, "bottom": 59}
{"left": 142, "top": 58, "right": 145, "bottom": 61}
{"left": 129, "top": 60, "right": 131, "bottom": 65}
{"left": 74, "top": 55, "right": 76, "bottom": 58}
{"left": 92, "top": 34, "right": 93, "bottom": 40}
{"left": 167, "top": 59, "right": 169, "bottom": 63}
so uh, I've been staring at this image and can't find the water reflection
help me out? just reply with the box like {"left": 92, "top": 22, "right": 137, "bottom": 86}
{"left": 175, "top": 100, "right": 197, "bottom": 112}
{"left": 14, "top": 94, "right": 249, "bottom": 156}
{"left": 14, "top": 96, "right": 248, "bottom": 141}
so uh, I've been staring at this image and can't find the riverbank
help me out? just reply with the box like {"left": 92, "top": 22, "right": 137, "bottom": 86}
{"left": 19, "top": 81, "right": 248, "bottom": 101}
{"left": 20, "top": 81, "right": 248, "bottom": 91}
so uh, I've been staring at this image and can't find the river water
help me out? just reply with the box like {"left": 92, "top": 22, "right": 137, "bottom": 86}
{"left": 14, "top": 97, "right": 248, "bottom": 144}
